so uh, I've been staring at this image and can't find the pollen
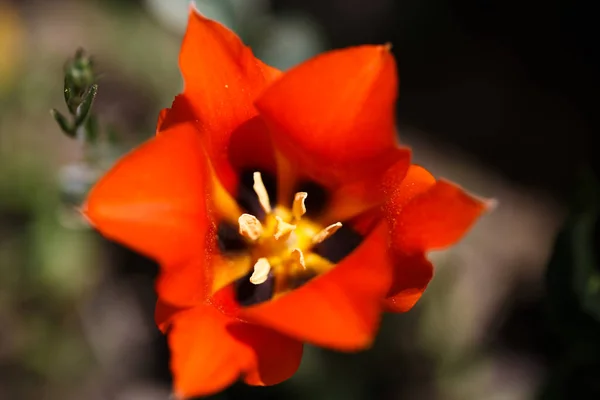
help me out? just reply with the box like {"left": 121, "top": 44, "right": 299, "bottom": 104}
{"left": 292, "top": 192, "right": 307, "bottom": 220}
{"left": 238, "top": 213, "right": 263, "bottom": 241}
{"left": 291, "top": 248, "right": 306, "bottom": 269}
{"left": 249, "top": 257, "right": 271, "bottom": 285}
{"left": 312, "top": 222, "right": 343, "bottom": 244}
{"left": 253, "top": 172, "right": 272, "bottom": 214}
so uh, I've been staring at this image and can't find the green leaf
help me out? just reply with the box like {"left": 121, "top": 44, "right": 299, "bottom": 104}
{"left": 50, "top": 109, "right": 75, "bottom": 138}
{"left": 74, "top": 84, "right": 98, "bottom": 126}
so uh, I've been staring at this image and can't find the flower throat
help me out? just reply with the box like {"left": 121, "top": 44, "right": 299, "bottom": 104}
{"left": 233, "top": 172, "right": 344, "bottom": 300}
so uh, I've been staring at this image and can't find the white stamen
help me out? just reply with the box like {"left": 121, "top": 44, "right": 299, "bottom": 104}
{"left": 249, "top": 257, "right": 271, "bottom": 285}
{"left": 292, "top": 192, "right": 308, "bottom": 220}
{"left": 274, "top": 216, "right": 296, "bottom": 240}
{"left": 238, "top": 213, "right": 263, "bottom": 241}
{"left": 291, "top": 248, "right": 306, "bottom": 269}
{"left": 253, "top": 172, "right": 272, "bottom": 214}
{"left": 312, "top": 222, "right": 343, "bottom": 244}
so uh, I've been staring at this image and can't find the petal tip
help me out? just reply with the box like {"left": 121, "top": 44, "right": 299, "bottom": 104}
{"left": 188, "top": 0, "right": 201, "bottom": 16}
{"left": 484, "top": 197, "right": 499, "bottom": 212}
{"left": 77, "top": 203, "right": 94, "bottom": 225}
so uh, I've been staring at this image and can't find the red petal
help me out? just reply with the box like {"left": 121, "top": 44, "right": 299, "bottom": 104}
{"left": 391, "top": 180, "right": 491, "bottom": 252}
{"left": 255, "top": 45, "right": 399, "bottom": 187}
{"left": 168, "top": 305, "right": 247, "bottom": 398}
{"left": 155, "top": 299, "right": 184, "bottom": 333}
{"left": 83, "top": 123, "right": 211, "bottom": 271}
{"left": 229, "top": 323, "right": 303, "bottom": 387}
{"left": 321, "top": 147, "right": 411, "bottom": 224}
{"left": 168, "top": 304, "right": 302, "bottom": 398}
{"left": 383, "top": 164, "right": 436, "bottom": 214}
{"left": 381, "top": 166, "right": 489, "bottom": 312}
{"left": 160, "top": 8, "right": 280, "bottom": 191}
{"left": 240, "top": 223, "right": 393, "bottom": 351}
{"left": 378, "top": 164, "right": 437, "bottom": 312}
{"left": 156, "top": 257, "right": 213, "bottom": 307}
{"left": 383, "top": 253, "right": 433, "bottom": 313}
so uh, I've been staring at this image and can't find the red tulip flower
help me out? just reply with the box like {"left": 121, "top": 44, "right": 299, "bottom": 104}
{"left": 83, "top": 7, "right": 492, "bottom": 399}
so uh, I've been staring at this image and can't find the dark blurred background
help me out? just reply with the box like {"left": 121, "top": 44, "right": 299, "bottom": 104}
{"left": 0, "top": 0, "right": 597, "bottom": 399}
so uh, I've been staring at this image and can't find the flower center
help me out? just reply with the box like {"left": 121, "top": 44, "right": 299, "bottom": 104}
{"left": 237, "top": 172, "right": 342, "bottom": 295}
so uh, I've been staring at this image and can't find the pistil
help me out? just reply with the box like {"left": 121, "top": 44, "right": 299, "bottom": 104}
{"left": 274, "top": 216, "right": 296, "bottom": 240}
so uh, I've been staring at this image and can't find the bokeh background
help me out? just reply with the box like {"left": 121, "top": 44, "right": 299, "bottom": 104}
{"left": 1, "top": 0, "right": 598, "bottom": 399}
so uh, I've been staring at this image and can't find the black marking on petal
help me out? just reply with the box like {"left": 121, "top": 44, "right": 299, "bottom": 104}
{"left": 234, "top": 269, "right": 275, "bottom": 306}
{"left": 313, "top": 224, "right": 363, "bottom": 263}
{"left": 294, "top": 180, "right": 329, "bottom": 217}
{"left": 217, "top": 221, "right": 248, "bottom": 254}
{"left": 237, "top": 169, "right": 278, "bottom": 220}
{"left": 287, "top": 269, "right": 319, "bottom": 291}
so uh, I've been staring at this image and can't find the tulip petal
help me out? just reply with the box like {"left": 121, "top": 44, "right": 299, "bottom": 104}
{"left": 155, "top": 299, "right": 184, "bottom": 333}
{"left": 228, "top": 323, "right": 303, "bottom": 386}
{"left": 240, "top": 223, "right": 393, "bottom": 351}
{"left": 168, "top": 305, "right": 248, "bottom": 398}
{"left": 255, "top": 45, "right": 399, "bottom": 187}
{"left": 83, "top": 123, "right": 211, "bottom": 271}
{"left": 392, "top": 180, "right": 491, "bottom": 252}
{"left": 383, "top": 253, "right": 434, "bottom": 313}
{"left": 320, "top": 147, "right": 411, "bottom": 224}
{"left": 381, "top": 166, "right": 489, "bottom": 312}
{"left": 156, "top": 257, "right": 213, "bottom": 307}
{"left": 160, "top": 8, "right": 280, "bottom": 191}
{"left": 383, "top": 164, "right": 436, "bottom": 214}
{"left": 168, "top": 304, "right": 302, "bottom": 398}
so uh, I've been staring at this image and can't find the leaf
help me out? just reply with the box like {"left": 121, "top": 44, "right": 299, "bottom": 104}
{"left": 50, "top": 109, "right": 75, "bottom": 138}
{"left": 75, "top": 84, "right": 98, "bottom": 126}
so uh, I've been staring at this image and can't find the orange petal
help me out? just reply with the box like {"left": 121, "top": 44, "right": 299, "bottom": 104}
{"left": 321, "top": 147, "right": 411, "bottom": 224}
{"left": 156, "top": 257, "right": 213, "bottom": 307}
{"left": 255, "top": 45, "right": 399, "bottom": 187}
{"left": 240, "top": 223, "right": 393, "bottom": 351}
{"left": 160, "top": 8, "right": 281, "bottom": 192}
{"left": 82, "top": 123, "right": 212, "bottom": 271}
{"left": 391, "top": 179, "right": 491, "bottom": 252}
{"left": 228, "top": 323, "right": 303, "bottom": 387}
{"left": 156, "top": 108, "right": 169, "bottom": 134}
{"left": 155, "top": 299, "right": 185, "bottom": 333}
{"left": 383, "top": 253, "right": 434, "bottom": 313}
{"left": 168, "top": 305, "right": 248, "bottom": 398}
{"left": 383, "top": 164, "right": 436, "bottom": 214}
{"left": 168, "top": 304, "right": 302, "bottom": 398}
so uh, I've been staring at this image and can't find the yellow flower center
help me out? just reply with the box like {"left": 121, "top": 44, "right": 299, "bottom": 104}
{"left": 236, "top": 172, "right": 342, "bottom": 295}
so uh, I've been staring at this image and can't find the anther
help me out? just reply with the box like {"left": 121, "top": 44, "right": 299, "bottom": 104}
{"left": 249, "top": 257, "right": 271, "bottom": 285}
{"left": 291, "top": 248, "right": 306, "bottom": 269}
{"left": 274, "top": 216, "right": 296, "bottom": 240}
{"left": 253, "top": 172, "right": 272, "bottom": 214}
{"left": 312, "top": 222, "right": 343, "bottom": 244}
{"left": 238, "top": 213, "right": 263, "bottom": 241}
{"left": 292, "top": 192, "right": 308, "bottom": 221}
